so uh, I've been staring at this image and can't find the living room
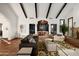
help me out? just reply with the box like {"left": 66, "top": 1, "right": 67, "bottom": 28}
{"left": 0, "top": 3, "right": 79, "bottom": 56}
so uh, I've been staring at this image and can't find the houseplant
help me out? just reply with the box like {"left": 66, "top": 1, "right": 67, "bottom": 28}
{"left": 61, "top": 24, "right": 68, "bottom": 35}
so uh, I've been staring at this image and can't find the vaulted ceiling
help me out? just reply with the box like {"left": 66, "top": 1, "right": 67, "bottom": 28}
{"left": 10, "top": 3, "right": 74, "bottom": 19}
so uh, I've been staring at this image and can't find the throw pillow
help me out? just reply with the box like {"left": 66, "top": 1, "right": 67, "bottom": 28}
{"left": 29, "top": 38, "right": 36, "bottom": 43}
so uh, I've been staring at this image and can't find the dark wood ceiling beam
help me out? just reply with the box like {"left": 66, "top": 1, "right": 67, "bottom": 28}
{"left": 35, "top": 3, "right": 37, "bottom": 18}
{"left": 20, "top": 3, "right": 27, "bottom": 18}
{"left": 46, "top": 3, "right": 52, "bottom": 18}
{"left": 56, "top": 3, "right": 67, "bottom": 18}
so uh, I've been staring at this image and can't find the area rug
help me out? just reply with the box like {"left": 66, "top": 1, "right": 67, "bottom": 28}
{"left": 54, "top": 41, "right": 76, "bottom": 49}
{"left": 38, "top": 50, "right": 58, "bottom": 56}
{"left": 38, "top": 51, "right": 46, "bottom": 56}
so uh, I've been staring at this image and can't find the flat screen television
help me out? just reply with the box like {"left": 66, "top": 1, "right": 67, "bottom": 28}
{"left": 37, "top": 24, "right": 49, "bottom": 31}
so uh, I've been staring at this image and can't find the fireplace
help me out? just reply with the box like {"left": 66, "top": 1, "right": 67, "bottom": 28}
{"left": 37, "top": 20, "right": 49, "bottom": 31}
{"left": 37, "top": 20, "right": 49, "bottom": 36}
{"left": 37, "top": 20, "right": 49, "bottom": 42}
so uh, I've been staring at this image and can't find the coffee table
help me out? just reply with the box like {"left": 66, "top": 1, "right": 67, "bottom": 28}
{"left": 17, "top": 47, "right": 32, "bottom": 56}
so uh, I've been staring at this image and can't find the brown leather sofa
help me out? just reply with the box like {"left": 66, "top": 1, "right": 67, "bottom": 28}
{"left": 65, "top": 36, "right": 79, "bottom": 48}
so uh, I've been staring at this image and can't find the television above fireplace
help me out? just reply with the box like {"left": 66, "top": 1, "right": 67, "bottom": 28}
{"left": 37, "top": 24, "right": 49, "bottom": 31}
{"left": 37, "top": 20, "right": 49, "bottom": 31}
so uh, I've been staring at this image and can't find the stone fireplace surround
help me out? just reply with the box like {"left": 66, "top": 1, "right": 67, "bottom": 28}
{"left": 37, "top": 20, "right": 49, "bottom": 42}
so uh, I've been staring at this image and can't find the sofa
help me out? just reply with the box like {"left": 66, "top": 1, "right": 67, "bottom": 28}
{"left": 19, "top": 34, "right": 38, "bottom": 56}
{"left": 65, "top": 36, "right": 79, "bottom": 48}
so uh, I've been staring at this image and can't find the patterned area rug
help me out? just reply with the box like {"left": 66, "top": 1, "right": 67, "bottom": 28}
{"left": 54, "top": 41, "right": 76, "bottom": 49}
{"left": 37, "top": 41, "right": 75, "bottom": 56}
{"left": 38, "top": 51, "right": 46, "bottom": 56}
{"left": 37, "top": 41, "right": 58, "bottom": 56}
{"left": 38, "top": 50, "right": 58, "bottom": 56}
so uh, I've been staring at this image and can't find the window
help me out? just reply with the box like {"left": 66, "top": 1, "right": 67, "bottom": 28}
{"left": 68, "top": 17, "right": 73, "bottom": 37}
{"left": 60, "top": 19, "right": 65, "bottom": 32}
{"left": 51, "top": 24, "right": 57, "bottom": 35}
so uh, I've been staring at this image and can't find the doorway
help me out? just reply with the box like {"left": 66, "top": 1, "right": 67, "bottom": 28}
{"left": 29, "top": 24, "right": 35, "bottom": 34}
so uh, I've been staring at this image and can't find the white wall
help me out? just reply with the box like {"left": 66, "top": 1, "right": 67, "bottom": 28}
{"left": 0, "top": 13, "right": 11, "bottom": 40}
{"left": 58, "top": 4, "right": 79, "bottom": 28}
{"left": 9, "top": 3, "right": 62, "bottom": 38}
{"left": 18, "top": 18, "right": 60, "bottom": 38}
{"left": 72, "top": 4, "right": 79, "bottom": 27}
{"left": 7, "top": 3, "right": 79, "bottom": 39}
{"left": 65, "top": 4, "right": 79, "bottom": 27}
{"left": 10, "top": 3, "right": 69, "bottom": 38}
{"left": 0, "top": 4, "right": 18, "bottom": 40}
{"left": 10, "top": 3, "right": 28, "bottom": 38}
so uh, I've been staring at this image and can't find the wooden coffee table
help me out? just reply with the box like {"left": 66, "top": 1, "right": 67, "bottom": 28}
{"left": 17, "top": 47, "right": 32, "bottom": 56}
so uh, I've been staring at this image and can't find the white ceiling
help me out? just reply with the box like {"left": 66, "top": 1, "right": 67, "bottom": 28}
{"left": 23, "top": 3, "right": 36, "bottom": 18}
{"left": 58, "top": 3, "right": 74, "bottom": 19}
{"left": 37, "top": 3, "right": 49, "bottom": 18}
{"left": 48, "top": 3, "right": 64, "bottom": 18}
{"left": 9, "top": 3, "right": 74, "bottom": 19}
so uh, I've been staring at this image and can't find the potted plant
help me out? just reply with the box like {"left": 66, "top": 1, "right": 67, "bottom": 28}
{"left": 61, "top": 24, "right": 68, "bottom": 35}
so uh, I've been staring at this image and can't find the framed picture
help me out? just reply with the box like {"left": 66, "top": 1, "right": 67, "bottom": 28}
{"left": 20, "top": 24, "right": 26, "bottom": 34}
